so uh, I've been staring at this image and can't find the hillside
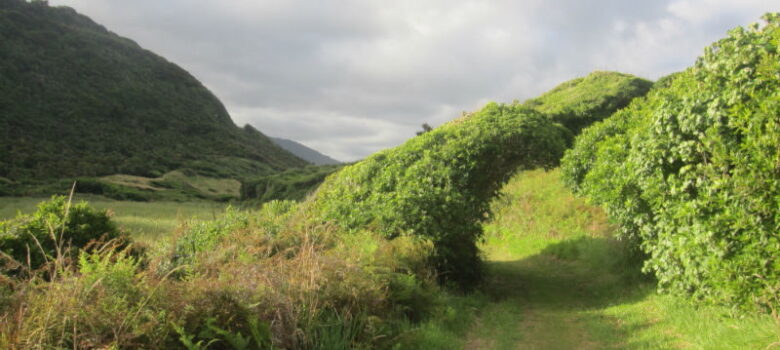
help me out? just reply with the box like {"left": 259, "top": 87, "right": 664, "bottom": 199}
{"left": 0, "top": 0, "right": 307, "bottom": 185}
{"left": 271, "top": 137, "right": 341, "bottom": 165}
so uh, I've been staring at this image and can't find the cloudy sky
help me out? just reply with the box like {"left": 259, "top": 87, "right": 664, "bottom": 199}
{"left": 49, "top": 0, "right": 779, "bottom": 161}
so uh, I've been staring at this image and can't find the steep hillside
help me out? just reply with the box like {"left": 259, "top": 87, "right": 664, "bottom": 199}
{"left": 0, "top": 0, "right": 307, "bottom": 184}
{"left": 524, "top": 71, "right": 653, "bottom": 136}
{"left": 271, "top": 137, "right": 341, "bottom": 165}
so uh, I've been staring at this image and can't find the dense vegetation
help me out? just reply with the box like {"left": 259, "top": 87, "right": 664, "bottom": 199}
{"left": 524, "top": 71, "right": 653, "bottom": 137}
{"left": 0, "top": 0, "right": 307, "bottom": 186}
{"left": 0, "top": 195, "right": 124, "bottom": 273}
{"left": 306, "top": 104, "right": 569, "bottom": 287}
{"left": 240, "top": 164, "right": 343, "bottom": 203}
{"left": 2, "top": 1, "right": 778, "bottom": 346}
{"left": 561, "top": 14, "right": 780, "bottom": 311}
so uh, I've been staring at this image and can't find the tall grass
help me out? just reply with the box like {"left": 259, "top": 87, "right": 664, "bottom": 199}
{"left": 0, "top": 198, "right": 445, "bottom": 349}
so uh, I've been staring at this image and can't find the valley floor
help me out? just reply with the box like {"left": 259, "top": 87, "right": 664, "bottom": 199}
{"left": 457, "top": 170, "right": 779, "bottom": 350}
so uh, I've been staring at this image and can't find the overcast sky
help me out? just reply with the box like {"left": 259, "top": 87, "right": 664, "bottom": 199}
{"left": 49, "top": 0, "right": 779, "bottom": 161}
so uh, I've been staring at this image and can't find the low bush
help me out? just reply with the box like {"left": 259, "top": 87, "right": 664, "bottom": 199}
{"left": 0, "top": 195, "right": 123, "bottom": 273}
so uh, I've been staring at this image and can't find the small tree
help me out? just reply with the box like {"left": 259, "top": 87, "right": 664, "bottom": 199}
{"left": 415, "top": 123, "right": 433, "bottom": 136}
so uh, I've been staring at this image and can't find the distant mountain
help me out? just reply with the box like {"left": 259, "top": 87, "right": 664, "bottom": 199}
{"left": 0, "top": 0, "right": 307, "bottom": 185}
{"left": 271, "top": 138, "right": 341, "bottom": 165}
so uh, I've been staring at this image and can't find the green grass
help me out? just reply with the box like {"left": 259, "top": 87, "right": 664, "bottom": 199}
{"left": 0, "top": 195, "right": 227, "bottom": 242}
{"left": 416, "top": 169, "right": 779, "bottom": 349}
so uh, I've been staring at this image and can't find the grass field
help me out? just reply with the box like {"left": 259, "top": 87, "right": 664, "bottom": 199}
{"left": 0, "top": 195, "right": 227, "bottom": 242}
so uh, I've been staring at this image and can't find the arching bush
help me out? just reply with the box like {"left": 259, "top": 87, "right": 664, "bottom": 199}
{"left": 524, "top": 71, "right": 652, "bottom": 137}
{"left": 307, "top": 103, "right": 568, "bottom": 287}
{"left": 562, "top": 14, "right": 780, "bottom": 310}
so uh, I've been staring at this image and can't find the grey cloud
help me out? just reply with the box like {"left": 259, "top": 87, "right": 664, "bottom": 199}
{"left": 51, "top": 0, "right": 780, "bottom": 161}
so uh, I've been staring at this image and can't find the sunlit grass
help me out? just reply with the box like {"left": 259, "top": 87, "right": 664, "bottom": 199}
{"left": 427, "top": 169, "right": 779, "bottom": 349}
{"left": 0, "top": 195, "right": 226, "bottom": 242}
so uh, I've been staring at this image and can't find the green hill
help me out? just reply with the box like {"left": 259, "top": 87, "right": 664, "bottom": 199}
{"left": 0, "top": 0, "right": 307, "bottom": 193}
{"left": 524, "top": 71, "right": 653, "bottom": 136}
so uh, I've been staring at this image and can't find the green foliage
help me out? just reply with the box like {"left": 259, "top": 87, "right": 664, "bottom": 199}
{"left": 0, "top": 0, "right": 307, "bottom": 184}
{"left": 561, "top": 13, "right": 780, "bottom": 310}
{"left": 241, "top": 164, "right": 344, "bottom": 204}
{"left": 79, "top": 248, "right": 141, "bottom": 295}
{"left": 307, "top": 103, "right": 569, "bottom": 287}
{"left": 172, "top": 206, "right": 251, "bottom": 268}
{"left": 0, "top": 195, "right": 122, "bottom": 271}
{"left": 524, "top": 71, "right": 653, "bottom": 137}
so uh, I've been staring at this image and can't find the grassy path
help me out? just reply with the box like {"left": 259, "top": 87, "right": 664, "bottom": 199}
{"left": 458, "top": 169, "right": 779, "bottom": 350}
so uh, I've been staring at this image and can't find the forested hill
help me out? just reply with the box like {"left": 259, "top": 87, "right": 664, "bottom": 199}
{"left": 0, "top": 0, "right": 308, "bottom": 182}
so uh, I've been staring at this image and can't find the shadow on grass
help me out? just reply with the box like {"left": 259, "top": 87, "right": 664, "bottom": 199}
{"left": 478, "top": 235, "right": 670, "bottom": 349}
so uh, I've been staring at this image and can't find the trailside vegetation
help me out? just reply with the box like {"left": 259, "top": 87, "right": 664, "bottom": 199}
{"left": 0, "top": 195, "right": 125, "bottom": 274}
{"left": 306, "top": 103, "right": 569, "bottom": 287}
{"left": 561, "top": 14, "right": 780, "bottom": 311}
{"left": 240, "top": 164, "right": 344, "bottom": 204}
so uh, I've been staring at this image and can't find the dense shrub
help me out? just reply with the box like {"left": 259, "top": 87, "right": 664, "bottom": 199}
{"left": 561, "top": 14, "right": 780, "bottom": 310}
{"left": 0, "top": 195, "right": 123, "bottom": 272}
{"left": 307, "top": 103, "right": 569, "bottom": 288}
{"left": 523, "top": 71, "right": 652, "bottom": 137}
{"left": 240, "top": 164, "right": 343, "bottom": 203}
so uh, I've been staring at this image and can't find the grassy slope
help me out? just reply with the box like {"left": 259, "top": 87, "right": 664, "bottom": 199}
{"left": 407, "top": 169, "right": 779, "bottom": 349}
{"left": 0, "top": 0, "right": 307, "bottom": 185}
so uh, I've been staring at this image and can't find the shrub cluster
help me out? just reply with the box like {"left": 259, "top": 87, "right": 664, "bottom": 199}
{"left": 523, "top": 71, "right": 652, "bottom": 137}
{"left": 561, "top": 14, "right": 780, "bottom": 310}
{"left": 0, "top": 198, "right": 444, "bottom": 349}
{"left": 307, "top": 103, "right": 569, "bottom": 287}
{"left": 240, "top": 164, "right": 343, "bottom": 204}
{"left": 0, "top": 195, "right": 123, "bottom": 273}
